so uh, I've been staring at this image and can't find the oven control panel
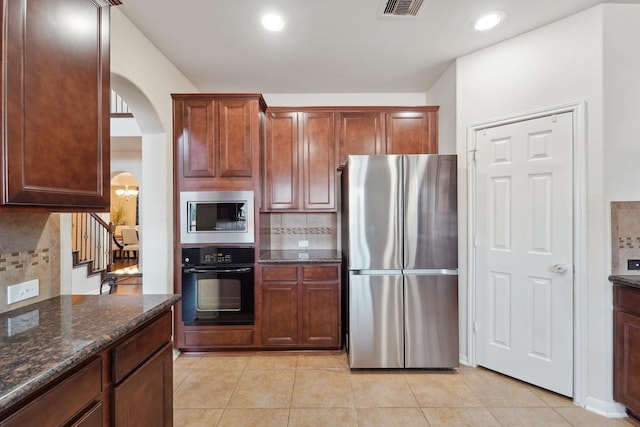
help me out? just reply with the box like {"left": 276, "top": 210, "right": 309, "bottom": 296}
{"left": 182, "top": 246, "right": 254, "bottom": 266}
{"left": 203, "top": 253, "right": 232, "bottom": 264}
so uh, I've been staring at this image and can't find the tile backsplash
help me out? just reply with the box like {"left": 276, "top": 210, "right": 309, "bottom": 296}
{"left": 611, "top": 201, "right": 640, "bottom": 275}
{"left": 267, "top": 213, "right": 337, "bottom": 250}
{"left": 0, "top": 213, "right": 60, "bottom": 313}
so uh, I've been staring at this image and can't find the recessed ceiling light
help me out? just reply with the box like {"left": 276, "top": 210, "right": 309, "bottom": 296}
{"left": 474, "top": 11, "right": 505, "bottom": 31}
{"left": 262, "top": 13, "right": 285, "bottom": 32}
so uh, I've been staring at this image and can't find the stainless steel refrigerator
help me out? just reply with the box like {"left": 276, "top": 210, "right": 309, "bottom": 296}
{"left": 342, "top": 154, "right": 458, "bottom": 369}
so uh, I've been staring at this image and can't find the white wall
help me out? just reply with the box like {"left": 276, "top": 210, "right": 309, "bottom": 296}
{"left": 110, "top": 8, "right": 198, "bottom": 294}
{"left": 425, "top": 63, "right": 457, "bottom": 154}
{"left": 454, "top": 4, "right": 623, "bottom": 414}
{"left": 603, "top": 3, "right": 640, "bottom": 201}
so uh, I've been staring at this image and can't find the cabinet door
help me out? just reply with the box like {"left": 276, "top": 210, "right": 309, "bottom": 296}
{"left": 385, "top": 110, "right": 438, "bottom": 155}
{"left": 219, "top": 99, "right": 253, "bottom": 177}
{"left": 302, "top": 112, "right": 335, "bottom": 211}
{"left": 265, "top": 112, "right": 299, "bottom": 210}
{"left": 113, "top": 343, "right": 173, "bottom": 427}
{"left": 2, "top": 0, "right": 110, "bottom": 209}
{"left": 261, "top": 282, "right": 299, "bottom": 346}
{"left": 614, "top": 308, "right": 640, "bottom": 414}
{"left": 300, "top": 281, "right": 340, "bottom": 347}
{"left": 300, "top": 265, "right": 341, "bottom": 348}
{"left": 337, "top": 112, "right": 383, "bottom": 166}
{"left": 176, "top": 97, "right": 216, "bottom": 178}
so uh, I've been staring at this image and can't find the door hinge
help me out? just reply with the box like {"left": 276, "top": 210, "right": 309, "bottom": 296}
{"left": 469, "top": 148, "right": 478, "bottom": 163}
{"left": 473, "top": 321, "right": 479, "bottom": 333}
{"left": 473, "top": 235, "right": 478, "bottom": 248}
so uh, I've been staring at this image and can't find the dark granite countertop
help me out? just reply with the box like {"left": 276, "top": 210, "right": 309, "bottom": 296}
{"left": 609, "top": 275, "right": 640, "bottom": 289}
{"left": 259, "top": 250, "right": 342, "bottom": 264}
{"left": 0, "top": 294, "right": 180, "bottom": 413}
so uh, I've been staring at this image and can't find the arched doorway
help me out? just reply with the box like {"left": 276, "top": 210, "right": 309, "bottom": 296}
{"left": 110, "top": 73, "right": 172, "bottom": 294}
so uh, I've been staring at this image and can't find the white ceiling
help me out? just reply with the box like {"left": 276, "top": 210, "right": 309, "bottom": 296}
{"left": 118, "top": 0, "right": 608, "bottom": 94}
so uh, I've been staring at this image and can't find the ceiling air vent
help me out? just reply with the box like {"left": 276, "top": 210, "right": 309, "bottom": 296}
{"left": 380, "top": 0, "right": 425, "bottom": 17}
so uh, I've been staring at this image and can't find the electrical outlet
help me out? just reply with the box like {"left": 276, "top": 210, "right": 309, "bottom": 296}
{"left": 7, "top": 309, "right": 39, "bottom": 336}
{"left": 7, "top": 279, "right": 39, "bottom": 304}
{"left": 629, "top": 260, "right": 640, "bottom": 270}
{"left": 298, "top": 240, "right": 309, "bottom": 248}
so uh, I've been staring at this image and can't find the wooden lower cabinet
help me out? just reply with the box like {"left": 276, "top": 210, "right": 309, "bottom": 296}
{"left": 0, "top": 310, "right": 173, "bottom": 427}
{"left": 614, "top": 283, "right": 640, "bottom": 421}
{"left": 301, "top": 281, "right": 340, "bottom": 347}
{"left": 0, "top": 358, "right": 103, "bottom": 427}
{"left": 71, "top": 402, "right": 103, "bottom": 427}
{"left": 113, "top": 344, "right": 173, "bottom": 427}
{"left": 262, "top": 281, "right": 298, "bottom": 346}
{"left": 261, "top": 263, "right": 341, "bottom": 349}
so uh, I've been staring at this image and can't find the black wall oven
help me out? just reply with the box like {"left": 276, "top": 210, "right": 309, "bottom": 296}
{"left": 181, "top": 246, "right": 254, "bottom": 326}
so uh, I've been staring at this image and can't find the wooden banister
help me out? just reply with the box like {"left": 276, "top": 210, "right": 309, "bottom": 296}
{"left": 72, "top": 213, "right": 115, "bottom": 277}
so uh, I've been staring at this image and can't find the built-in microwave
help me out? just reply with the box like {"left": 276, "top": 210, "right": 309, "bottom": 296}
{"left": 179, "top": 191, "right": 254, "bottom": 244}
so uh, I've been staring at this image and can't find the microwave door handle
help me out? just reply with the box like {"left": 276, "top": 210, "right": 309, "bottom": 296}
{"left": 184, "top": 267, "right": 252, "bottom": 274}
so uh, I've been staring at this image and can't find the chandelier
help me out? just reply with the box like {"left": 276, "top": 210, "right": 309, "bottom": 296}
{"left": 115, "top": 185, "right": 138, "bottom": 201}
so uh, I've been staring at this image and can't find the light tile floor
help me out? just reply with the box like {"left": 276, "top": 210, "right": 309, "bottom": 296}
{"left": 173, "top": 352, "right": 633, "bottom": 427}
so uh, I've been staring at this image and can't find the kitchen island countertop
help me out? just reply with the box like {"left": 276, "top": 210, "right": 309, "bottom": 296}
{"left": 609, "top": 275, "right": 640, "bottom": 289}
{"left": 0, "top": 294, "right": 180, "bottom": 413}
{"left": 259, "top": 249, "right": 342, "bottom": 264}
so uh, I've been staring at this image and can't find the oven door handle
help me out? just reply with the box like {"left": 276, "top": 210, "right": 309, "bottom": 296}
{"left": 183, "top": 267, "right": 252, "bottom": 274}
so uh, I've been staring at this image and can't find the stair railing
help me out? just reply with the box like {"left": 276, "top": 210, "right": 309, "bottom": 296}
{"left": 71, "top": 213, "right": 114, "bottom": 276}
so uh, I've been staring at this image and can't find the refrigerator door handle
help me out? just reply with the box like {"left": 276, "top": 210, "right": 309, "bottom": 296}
{"left": 401, "top": 269, "right": 458, "bottom": 275}
{"left": 351, "top": 270, "right": 403, "bottom": 276}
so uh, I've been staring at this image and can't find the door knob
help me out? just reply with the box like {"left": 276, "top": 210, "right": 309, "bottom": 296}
{"left": 552, "top": 264, "right": 568, "bottom": 274}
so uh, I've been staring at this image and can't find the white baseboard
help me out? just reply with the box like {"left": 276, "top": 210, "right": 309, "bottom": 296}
{"left": 583, "top": 396, "right": 627, "bottom": 419}
{"left": 70, "top": 265, "right": 102, "bottom": 295}
{"left": 459, "top": 354, "right": 470, "bottom": 366}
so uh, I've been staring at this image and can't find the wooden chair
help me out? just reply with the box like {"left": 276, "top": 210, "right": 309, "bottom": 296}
{"left": 121, "top": 228, "right": 140, "bottom": 260}
{"left": 112, "top": 234, "right": 124, "bottom": 260}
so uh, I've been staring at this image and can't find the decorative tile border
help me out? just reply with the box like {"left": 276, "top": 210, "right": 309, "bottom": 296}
{"left": 271, "top": 227, "right": 333, "bottom": 235}
{"left": 0, "top": 249, "right": 49, "bottom": 272}
{"left": 619, "top": 237, "right": 640, "bottom": 249}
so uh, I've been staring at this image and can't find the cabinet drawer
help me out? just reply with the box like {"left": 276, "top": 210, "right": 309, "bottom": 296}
{"left": 1, "top": 357, "right": 102, "bottom": 427}
{"left": 615, "top": 285, "right": 640, "bottom": 315}
{"left": 70, "top": 402, "right": 103, "bottom": 427}
{"left": 184, "top": 329, "right": 254, "bottom": 347}
{"left": 262, "top": 266, "right": 297, "bottom": 281}
{"left": 302, "top": 265, "right": 339, "bottom": 281}
{"left": 112, "top": 312, "right": 172, "bottom": 383}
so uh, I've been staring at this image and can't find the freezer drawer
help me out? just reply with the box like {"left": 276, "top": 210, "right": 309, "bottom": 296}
{"left": 404, "top": 273, "right": 459, "bottom": 368}
{"left": 348, "top": 271, "right": 403, "bottom": 368}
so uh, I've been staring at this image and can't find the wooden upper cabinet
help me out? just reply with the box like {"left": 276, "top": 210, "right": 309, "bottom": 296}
{"left": 0, "top": 0, "right": 113, "bottom": 210}
{"left": 302, "top": 112, "right": 335, "bottom": 210}
{"left": 219, "top": 99, "right": 253, "bottom": 177}
{"left": 337, "top": 112, "right": 383, "bottom": 166}
{"left": 173, "top": 93, "right": 266, "bottom": 191}
{"left": 385, "top": 109, "right": 438, "bottom": 155}
{"left": 179, "top": 98, "right": 216, "bottom": 178}
{"left": 265, "top": 112, "right": 299, "bottom": 210}
{"left": 337, "top": 107, "right": 439, "bottom": 167}
{"left": 264, "top": 110, "right": 336, "bottom": 212}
